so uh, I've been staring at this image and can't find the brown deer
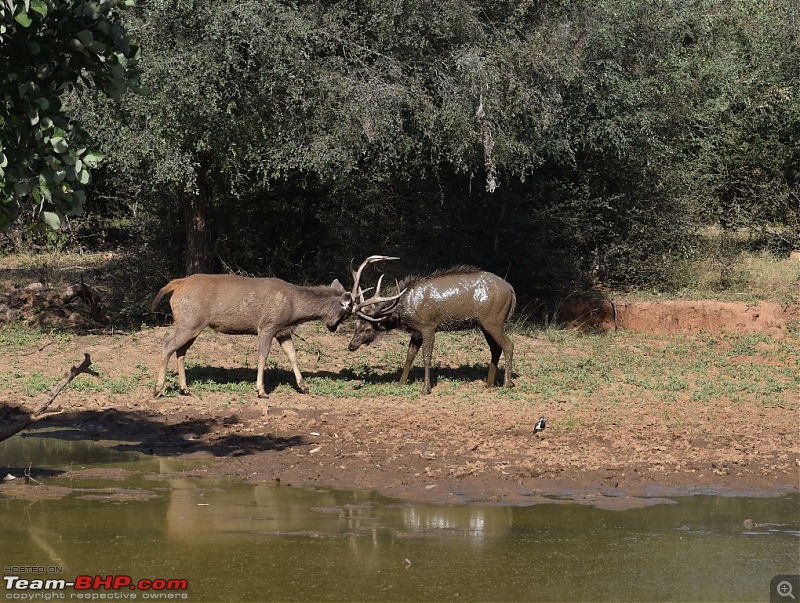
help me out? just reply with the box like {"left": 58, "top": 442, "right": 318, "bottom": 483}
{"left": 151, "top": 256, "right": 401, "bottom": 398}
{"left": 347, "top": 266, "right": 516, "bottom": 394}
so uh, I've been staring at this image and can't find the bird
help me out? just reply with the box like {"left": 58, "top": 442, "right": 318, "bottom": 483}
{"left": 534, "top": 416, "right": 546, "bottom": 435}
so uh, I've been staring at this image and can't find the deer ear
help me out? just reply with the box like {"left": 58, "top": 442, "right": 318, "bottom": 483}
{"left": 330, "top": 279, "right": 345, "bottom": 293}
{"left": 339, "top": 291, "right": 353, "bottom": 310}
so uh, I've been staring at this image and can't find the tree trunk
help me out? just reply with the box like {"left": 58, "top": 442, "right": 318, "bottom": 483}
{"left": 184, "top": 162, "right": 216, "bottom": 275}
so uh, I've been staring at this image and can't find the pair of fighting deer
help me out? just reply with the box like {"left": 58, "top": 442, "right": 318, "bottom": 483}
{"left": 151, "top": 255, "right": 515, "bottom": 398}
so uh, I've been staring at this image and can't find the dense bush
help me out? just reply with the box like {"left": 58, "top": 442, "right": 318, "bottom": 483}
{"left": 2, "top": 0, "right": 797, "bottom": 314}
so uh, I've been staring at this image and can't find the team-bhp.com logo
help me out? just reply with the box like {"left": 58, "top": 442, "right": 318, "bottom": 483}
{"left": 4, "top": 575, "right": 189, "bottom": 599}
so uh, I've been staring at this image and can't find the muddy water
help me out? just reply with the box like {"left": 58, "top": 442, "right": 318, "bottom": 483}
{"left": 0, "top": 432, "right": 797, "bottom": 602}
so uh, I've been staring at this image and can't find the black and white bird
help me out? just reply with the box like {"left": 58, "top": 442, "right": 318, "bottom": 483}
{"left": 534, "top": 416, "right": 546, "bottom": 435}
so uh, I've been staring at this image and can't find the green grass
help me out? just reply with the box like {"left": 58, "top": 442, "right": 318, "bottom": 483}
{"left": 19, "top": 372, "right": 59, "bottom": 396}
{"left": 0, "top": 296, "right": 796, "bottom": 412}
{"left": 500, "top": 328, "right": 798, "bottom": 408}
{"left": 619, "top": 232, "right": 800, "bottom": 303}
{"left": 311, "top": 326, "right": 799, "bottom": 407}
{"left": 0, "top": 322, "right": 74, "bottom": 349}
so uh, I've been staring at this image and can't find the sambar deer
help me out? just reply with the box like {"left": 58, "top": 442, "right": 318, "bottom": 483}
{"left": 151, "top": 274, "right": 354, "bottom": 398}
{"left": 347, "top": 265, "right": 516, "bottom": 394}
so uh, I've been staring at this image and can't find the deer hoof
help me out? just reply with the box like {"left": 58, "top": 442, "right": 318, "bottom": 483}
{"left": 179, "top": 387, "right": 191, "bottom": 396}
{"left": 298, "top": 384, "right": 309, "bottom": 395}
{"left": 257, "top": 390, "right": 268, "bottom": 399}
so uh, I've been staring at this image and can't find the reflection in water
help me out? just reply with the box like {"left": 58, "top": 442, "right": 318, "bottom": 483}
{"left": 400, "top": 505, "right": 512, "bottom": 540}
{"left": 0, "top": 432, "right": 798, "bottom": 602}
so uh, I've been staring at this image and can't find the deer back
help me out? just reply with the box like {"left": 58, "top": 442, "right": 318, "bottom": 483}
{"left": 398, "top": 269, "right": 515, "bottom": 331}
{"left": 153, "top": 274, "right": 351, "bottom": 335}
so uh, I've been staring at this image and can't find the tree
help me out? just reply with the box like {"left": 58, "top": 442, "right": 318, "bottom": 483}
{"left": 76, "top": 0, "right": 798, "bottom": 299}
{"left": 0, "top": 0, "right": 141, "bottom": 230}
{"left": 677, "top": 0, "right": 799, "bottom": 247}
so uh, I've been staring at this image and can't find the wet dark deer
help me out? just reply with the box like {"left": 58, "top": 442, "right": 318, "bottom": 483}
{"left": 347, "top": 266, "right": 516, "bottom": 394}
{"left": 151, "top": 273, "right": 355, "bottom": 398}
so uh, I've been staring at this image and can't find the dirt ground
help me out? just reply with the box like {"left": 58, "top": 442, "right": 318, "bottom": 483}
{"left": 2, "top": 299, "right": 798, "bottom": 508}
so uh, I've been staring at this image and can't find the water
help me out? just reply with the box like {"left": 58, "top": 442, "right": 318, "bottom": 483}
{"left": 0, "top": 431, "right": 797, "bottom": 602}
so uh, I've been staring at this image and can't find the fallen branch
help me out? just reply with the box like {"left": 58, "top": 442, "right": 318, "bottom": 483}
{"left": 0, "top": 353, "right": 98, "bottom": 442}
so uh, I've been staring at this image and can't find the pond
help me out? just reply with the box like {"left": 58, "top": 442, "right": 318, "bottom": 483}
{"left": 0, "top": 431, "right": 797, "bottom": 602}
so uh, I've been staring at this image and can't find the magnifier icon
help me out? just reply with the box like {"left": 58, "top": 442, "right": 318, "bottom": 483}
{"left": 778, "top": 581, "right": 796, "bottom": 600}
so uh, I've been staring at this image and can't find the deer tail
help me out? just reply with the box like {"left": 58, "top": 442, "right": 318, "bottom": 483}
{"left": 151, "top": 279, "right": 182, "bottom": 312}
{"left": 506, "top": 289, "right": 517, "bottom": 322}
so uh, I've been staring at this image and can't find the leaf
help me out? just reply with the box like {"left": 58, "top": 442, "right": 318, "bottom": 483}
{"left": 14, "top": 11, "right": 32, "bottom": 27}
{"left": 65, "top": 191, "right": 86, "bottom": 216}
{"left": 76, "top": 30, "right": 93, "bottom": 46}
{"left": 30, "top": 0, "right": 46, "bottom": 15}
{"left": 41, "top": 211, "right": 62, "bottom": 230}
{"left": 82, "top": 149, "right": 103, "bottom": 168}
{"left": 50, "top": 137, "right": 69, "bottom": 153}
{"left": 38, "top": 173, "right": 52, "bottom": 200}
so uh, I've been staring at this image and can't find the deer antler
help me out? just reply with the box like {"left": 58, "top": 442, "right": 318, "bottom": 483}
{"left": 353, "top": 274, "right": 406, "bottom": 318}
{"left": 350, "top": 255, "right": 398, "bottom": 302}
{"left": 349, "top": 256, "right": 406, "bottom": 317}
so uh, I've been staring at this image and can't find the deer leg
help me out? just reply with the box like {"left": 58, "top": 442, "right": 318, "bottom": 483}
{"left": 420, "top": 331, "right": 436, "bottom": 395}
{"left": 175, "top": 337, "right": 197, "bottom": 395}
{"left": 499, "top": 331, "right": 514, "bottom": 387}
{"left": 481, "top": 323, "right": 514, "bottom": 388}
{"left": 481, "top": 328, "right": 502, "bottom": 387}
{"left": 154, "top": 344, "right": 172, "bottom": 397}
{"left": 503, "top": 341, "right": 514, "bottom": 387}
{"left": 154, "top": 328, "right": 201, "bottom": 397}
{"left": 256, "top": 331, "right": 276, "bottom": 398}
{"left": 399, "top": 332, "right": 422, "bottom": 385}
{"left": 277, "top": 334, "right": 308, "bottom": 394}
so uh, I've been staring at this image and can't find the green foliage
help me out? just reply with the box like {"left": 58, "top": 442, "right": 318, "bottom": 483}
{"left": 8, "top": 0, "right": 796, "bottom": 300}
{"left": 0, "top": 0, "right": 141, "bottom": 231}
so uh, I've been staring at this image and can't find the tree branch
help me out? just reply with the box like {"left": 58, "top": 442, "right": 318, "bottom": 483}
{"left": 0, "top": 354, "right": 98, "bottom": 442}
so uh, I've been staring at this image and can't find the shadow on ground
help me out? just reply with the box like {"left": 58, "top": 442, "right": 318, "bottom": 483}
{"left": 185, "top": 363, "right": 511, "bottom": 392}
{"left": 0, "top": 402, "right": 306, "bottom": 460}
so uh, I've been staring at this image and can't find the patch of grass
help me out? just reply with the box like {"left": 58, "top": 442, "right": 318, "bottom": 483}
{"left": 0, "top": 322, "right": 50, "bottom": 348}
{"left": 20, "top": 372, "right": 59, "bottom": 396}
{"left": 308, "top": 375, "right": 419, "bottom": 399}
{"left": 631, "top": 231, "right": 800, "bottom": 302}
{"left": 69, "top": 363, "right": 153, "bottom": 395}
{"left": 3, "top": 361, "right": 154, "bottom": 397}
{"left": 189, "top": 380, "right": 253, "bottom": 394}
{"left": 494, "top": 328, "right": 799, "bottom": 409}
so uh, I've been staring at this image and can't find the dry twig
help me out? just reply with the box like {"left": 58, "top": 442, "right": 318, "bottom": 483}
{"left": 0, "top": 353, "right": 98, "bottom": 442}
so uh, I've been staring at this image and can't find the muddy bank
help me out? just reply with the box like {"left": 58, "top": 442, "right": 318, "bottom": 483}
{"left": 555, "top": 299, "right": 800, "bottom": 333}
{"left": 1, "top": 299, "right": 798, "bottom": 507}
{"left": 6, "top": 385, "right": 796, "bottom": 508}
